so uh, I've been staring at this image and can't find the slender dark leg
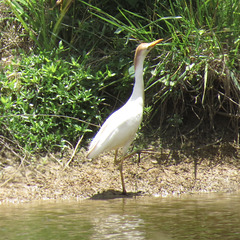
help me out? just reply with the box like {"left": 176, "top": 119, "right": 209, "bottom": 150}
{"left": 114, "top": 149, "right": 126, "bottom": 194}
{"left": 119, "top": 157, "right": 127, "bottom": 194}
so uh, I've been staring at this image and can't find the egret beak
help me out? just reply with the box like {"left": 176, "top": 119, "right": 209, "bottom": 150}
{"left": 149, "top": 39, "right": 164, "bottom": 48}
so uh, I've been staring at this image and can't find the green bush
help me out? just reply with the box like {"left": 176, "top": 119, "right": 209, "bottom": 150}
{"left": 0, "top": 43, "right": 115, "bottom": 152}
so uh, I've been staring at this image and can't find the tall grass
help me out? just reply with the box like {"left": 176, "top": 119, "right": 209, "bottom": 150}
{"left": 5, "top": 0, "right": 74, "bottom": 50}
{"left": 79, "top": 0, "right": 240, "bottom": 134}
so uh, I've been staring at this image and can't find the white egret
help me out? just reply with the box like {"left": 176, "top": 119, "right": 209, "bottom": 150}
{"left": 87, "top": 39, "right": 163, "bottom": 194}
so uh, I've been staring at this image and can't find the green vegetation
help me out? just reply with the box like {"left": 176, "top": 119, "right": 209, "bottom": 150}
{"left": 1, "top": 43, "right": 115, "bottom": 151}
{"left": 0, "top": 0, "right": 239, "bottom": 153}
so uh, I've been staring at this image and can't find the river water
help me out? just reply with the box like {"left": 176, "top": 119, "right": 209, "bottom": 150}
{"left": 0, "top": 192, "right": 239, "bottom": 240}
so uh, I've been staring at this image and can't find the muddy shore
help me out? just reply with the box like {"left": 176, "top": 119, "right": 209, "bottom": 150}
{"left": 1, "top": 145, "right": 239, "bottom": 204}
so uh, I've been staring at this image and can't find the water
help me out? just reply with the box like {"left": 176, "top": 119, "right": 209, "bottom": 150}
{"left": 0, "top": 193, "right": 240, "bottom": 240}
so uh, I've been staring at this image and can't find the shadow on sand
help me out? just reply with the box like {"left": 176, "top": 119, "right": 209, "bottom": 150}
{"left": 90, "top": 189, "right": 143, "bottom": 200}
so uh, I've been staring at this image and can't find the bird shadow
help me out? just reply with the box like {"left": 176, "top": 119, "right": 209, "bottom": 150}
{"left": 90, "top": 189, "right": 143, "bottom": 200}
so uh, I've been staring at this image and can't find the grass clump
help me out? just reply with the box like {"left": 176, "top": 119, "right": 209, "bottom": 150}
{"left": 5, "top": 0, "right": 75, "bottom": 51}
{"left": 146, "top": 1, "right": 240, "bottom": 136}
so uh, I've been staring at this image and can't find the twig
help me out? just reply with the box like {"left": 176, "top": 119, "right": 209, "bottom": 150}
{"left": 63, "top": 134, "right": 85, "bottom": 170}
{"left": 117, "top": 149, "right": 160, "bottom": 164}
{"left": 217, "top": 91, "right": 240, "bottom": 107}
{"left": 0, "top": 156, "right": 25, "bottom": 188}
{"left": 0, "top": 140, "right": 27, "bottom": 187}
{"left": 217, "top": 111, "right": 240, "bottom": 118}
{"left": 193, "top": 138, "right": 222, "bottom": 151}
{"left": 49, "top": 152, "right": 64, "bottom": 167}
{"left": 0, "top": 113, "right": 100, "bottom": 128}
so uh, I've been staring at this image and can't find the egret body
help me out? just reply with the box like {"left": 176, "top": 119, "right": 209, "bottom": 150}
{"left": 87, "top": 39, "right": 163, "bottom": 194}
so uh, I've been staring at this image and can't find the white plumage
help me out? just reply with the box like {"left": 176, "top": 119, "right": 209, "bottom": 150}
{"left": 87, "top": 101, "right": 142, "bottom": 158}
{"left": 87, "top": 39, "right": 163, "bottom": 194}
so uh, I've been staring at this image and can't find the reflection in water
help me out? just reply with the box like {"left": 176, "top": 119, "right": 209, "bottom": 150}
{"left": 92, "top": 213, "right": 145, "bottom": 240}
{"left": 0, "top": 193, "right": 240, "bottom": 240}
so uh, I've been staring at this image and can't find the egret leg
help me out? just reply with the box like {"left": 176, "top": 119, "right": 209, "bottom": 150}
{"left": 119, "top": 157, "right": 127, "bottom": 195}
{"left": 114, "top": 149, "right": 118, "bottom": 165}
{"left": 114, "top": 149, "right": 126, "bottom": 194}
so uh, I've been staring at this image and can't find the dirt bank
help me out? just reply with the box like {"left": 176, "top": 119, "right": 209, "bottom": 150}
{"left": 1, "top": 144, "right": 239, "bottom": 204}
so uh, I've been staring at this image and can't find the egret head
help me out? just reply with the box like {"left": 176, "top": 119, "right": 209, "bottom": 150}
{"left": 134, "top": 39, "right": 163, "bottom": 70}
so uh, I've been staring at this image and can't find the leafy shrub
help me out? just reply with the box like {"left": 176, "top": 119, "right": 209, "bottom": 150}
{"left": 0, "top": 43, "right": 115, "bottom": 152}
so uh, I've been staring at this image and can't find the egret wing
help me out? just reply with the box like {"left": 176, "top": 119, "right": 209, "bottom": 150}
{"left": 87, "top": 103, "right": 142, "bottom": 158}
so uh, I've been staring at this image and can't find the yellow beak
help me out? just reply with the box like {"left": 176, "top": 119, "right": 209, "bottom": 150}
{"left": 149, "top": 39, "right": 164, "bottom": 48}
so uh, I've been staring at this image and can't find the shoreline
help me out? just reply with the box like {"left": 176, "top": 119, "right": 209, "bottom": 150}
{"left": 1, "top": 149, "right": 239, "bottom": 204}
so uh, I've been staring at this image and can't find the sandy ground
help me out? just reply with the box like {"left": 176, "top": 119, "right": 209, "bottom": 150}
{"left": 1, "top": 145, "right": 240, "bottom": 204}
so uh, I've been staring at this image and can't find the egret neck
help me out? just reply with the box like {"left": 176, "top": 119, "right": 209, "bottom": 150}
{"left": 128, "top": 49, "right": 145, "bottom": 107}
